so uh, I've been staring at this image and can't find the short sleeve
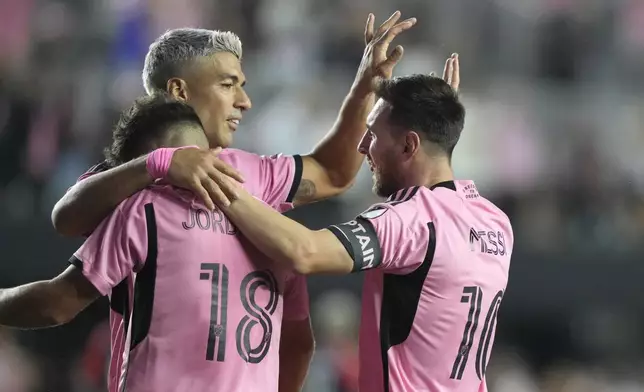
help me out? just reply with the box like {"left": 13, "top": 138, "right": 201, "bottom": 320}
{"left": 69, "top": 203, "right": 148, "bottom": 296}
{"left": 76, "top": 161, "right": 110, "bottom": 183}
{"left": 258, "top": 154, "right": 303, "bottom": 212}
{"left": 282, "top": 273, "right": 310, "bottom": 321}
{"left": 327, "top": 206, "right": 431, "bottom": 274}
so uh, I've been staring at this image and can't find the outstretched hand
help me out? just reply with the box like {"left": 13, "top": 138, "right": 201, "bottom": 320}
{"left": 441, "top": 53, "right": 460, "bottom": 92}
{"left": 354, "top": 11, "right": 417, "bottom": 93}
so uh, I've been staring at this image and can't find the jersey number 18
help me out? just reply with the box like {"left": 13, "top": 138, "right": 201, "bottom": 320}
{"left": 199, "top": 263, "right": 278, "bottom": 364}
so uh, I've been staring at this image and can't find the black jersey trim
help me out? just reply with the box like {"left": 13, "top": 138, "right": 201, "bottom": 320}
{"left": 129, "top": 203, "right": 158, "bottom": 350}
{"left": 122, "top": 203, "right": 158, "bottom": 392}
{"left": 430, "top": 180, "right": 456, "bottom": 191}
{"left": 285, "top": 155, "right": 303, "bottom": 203}
{"left": 386, "top": 186, "right": 420, "bottom": 205}
{"left": 380, "top": 222, "right": 437, "bottom": 392}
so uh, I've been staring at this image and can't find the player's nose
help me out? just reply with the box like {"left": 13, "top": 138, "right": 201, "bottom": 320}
{"left": 357, "top": 132, "right": 370, "bottom": 155}
{"left": 235, "top": 88, "right": 251, "bottom": 111}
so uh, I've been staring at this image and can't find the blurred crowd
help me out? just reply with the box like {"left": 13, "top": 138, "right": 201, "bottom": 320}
{"left": 1, "top": 0, "right": 644, "bottom": 391}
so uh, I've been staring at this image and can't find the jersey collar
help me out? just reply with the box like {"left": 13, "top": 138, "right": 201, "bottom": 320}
{"left": 429, "top": 180, "right": 457, "bottom": 191}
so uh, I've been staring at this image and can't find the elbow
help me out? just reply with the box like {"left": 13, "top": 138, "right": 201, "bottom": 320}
{"left": 51, "top": 200, "right": 89, "bottom": 237}
{"left": 328, "top": 171, "right": 357, "bottom": 197}
{"left": 289, "top": 240, "right": 322, "bottom": 276}
{"left": 51, "top": 203, "right": 78, "bottom": 237}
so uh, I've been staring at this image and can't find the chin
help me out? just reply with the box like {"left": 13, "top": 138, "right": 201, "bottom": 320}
{"left": 373, "top": 176, "right": 400, "bottom": 198}
{"left": 209, "top": 133, "right": 233, "bottom": 149}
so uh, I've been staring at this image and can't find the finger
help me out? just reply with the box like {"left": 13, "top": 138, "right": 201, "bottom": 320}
{"left": 212, "top": 159, "right": 245, "bottom": 182}
{"left": 442, "top": 57, "right": 453, "bottom": 83}
{"left": 376, "top": 10, "right": 401, "bottom": 36}
{"left": 375, "top": 18, "right": 416, "bottom": 48}
{"left": 202, "top": 177, "right": 232, "bottom": 208}
{"left": 364, "top": 13, "right": 375, "bottom": 44}
{"left": 192, "top": 182, "right": 216, "bottom": 210}
{"left": 451, "top": 53, "right": 460, "bottom": 91}
{"left": 381, "top": 45, "right": 404, "bottom": 72}
{"left": 211, "top": 172, "right": 241, "bottom": 202}
{"left": 210, "top": 147, "right": 223, "bottom": 155}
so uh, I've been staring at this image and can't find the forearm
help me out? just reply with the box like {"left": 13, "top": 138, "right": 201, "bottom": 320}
{"left": 52, "top": 155, "right": 153, "bottom": 236}
{"left": 279, "top": 346, "right": 313, "bottom": 392}
{"left": 307, "top": 85, "right": 374, "bottom": 187}
{"left": 0, "top": 281, "right": 67, "bottom": 328}
{"left": 223, "top": 193, "right": 317, "bottom": 273}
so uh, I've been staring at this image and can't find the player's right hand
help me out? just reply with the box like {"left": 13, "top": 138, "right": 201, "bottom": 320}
{"left": 353, "top": 11, "right": 417, "bottom": 94}
{"left": 167, "top": 148, "right": 245, "bottom": 210}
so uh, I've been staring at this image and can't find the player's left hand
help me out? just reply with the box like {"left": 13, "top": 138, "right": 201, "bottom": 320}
{"left": 441, "top": 53, "right": 460, "bottom": 92}
{"left": 353, "top": 11, "right": 417, "bottom": 94}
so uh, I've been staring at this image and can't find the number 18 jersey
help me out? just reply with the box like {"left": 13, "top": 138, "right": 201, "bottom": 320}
{"left": 71, "top": 150, "right": 309, "bottom": 392}
{"left": 328, "top": 180, "right": 513, "bottom": 392}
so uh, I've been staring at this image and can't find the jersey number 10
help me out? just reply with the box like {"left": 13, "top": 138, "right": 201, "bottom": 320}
{"left": 450, "top": 286, "right": 504, "bottom": 380}
{"left": 199, "top": 263, "right": 278, "bottom": 364}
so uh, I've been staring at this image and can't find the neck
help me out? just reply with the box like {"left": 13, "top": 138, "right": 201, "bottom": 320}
{"left": 405, "top": 155, "right": 454, "bottom": 190}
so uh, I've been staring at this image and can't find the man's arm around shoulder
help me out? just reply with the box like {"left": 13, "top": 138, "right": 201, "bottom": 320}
{"left": 52, "top": 148, "right": 244, "bottom": 237}
{"left": 52, "top": 156, "right": 153, "bottom": 237}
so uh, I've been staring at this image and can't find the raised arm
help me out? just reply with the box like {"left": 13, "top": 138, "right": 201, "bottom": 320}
{"left": 52, "top": 148, "right": 243, "bottom": 237}
{"left": 292, "top": 12, "right": 416, "bottom": 206}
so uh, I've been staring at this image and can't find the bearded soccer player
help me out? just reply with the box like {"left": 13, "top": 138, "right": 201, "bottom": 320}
{"left": 0, "top": 95, "right": 315, "bottom": 392}
{"left": 48, "top": 12, "right": 415, "bottom": 392}
{"left": 211, "top": 59, "right": 515, "bottom": 392}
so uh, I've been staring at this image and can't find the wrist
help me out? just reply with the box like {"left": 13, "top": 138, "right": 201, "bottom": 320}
{"left": 351, "top": 78, "right": 374, "bottom": 96}
{"left": 146, "top": 145, "right": 199, "bottom": 180}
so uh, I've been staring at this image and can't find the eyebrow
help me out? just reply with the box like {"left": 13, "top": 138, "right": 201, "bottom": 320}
{"left": 220, "top": 74, "right": 246, "bottom": 87}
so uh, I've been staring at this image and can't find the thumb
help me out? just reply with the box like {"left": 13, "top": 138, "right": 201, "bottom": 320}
{"left": 210, "top": 147, "right": 223, "bottom": 155}
{"left": 382, "top": 45, "right": 404, "bottom": 71}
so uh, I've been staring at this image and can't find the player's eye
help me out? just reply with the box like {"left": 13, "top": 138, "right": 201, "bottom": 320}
{"left": 221, "top": 83, "right": 234, "bottom": 89}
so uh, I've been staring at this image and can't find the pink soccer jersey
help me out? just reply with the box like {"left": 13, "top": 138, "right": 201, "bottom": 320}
{"left": 71, "top": 150, "right": 308, "bottom": 392}
{"left": 328, "top": 180, "right": 513, "bottom": 392}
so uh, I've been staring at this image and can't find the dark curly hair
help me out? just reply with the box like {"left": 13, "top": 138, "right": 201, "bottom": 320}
{"left": 104, "top": 94, "right": 204, "bottom": 167}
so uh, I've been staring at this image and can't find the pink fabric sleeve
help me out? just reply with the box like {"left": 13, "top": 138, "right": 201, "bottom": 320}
{"left": 70, "top": 202, "right": 149, "bottom": 295}
{"left": 327, "top": 204, "right": 431, "bottom": 274}
{"left": 258, "top": 154, "right": 302, "bottom": 212}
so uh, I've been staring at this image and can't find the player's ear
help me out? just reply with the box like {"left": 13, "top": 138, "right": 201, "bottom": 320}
{"left": 402, "top": 131, "right": 421, "bottom": 160}
{"left": 167, "top": 78, "right": 189, "bottom": 102}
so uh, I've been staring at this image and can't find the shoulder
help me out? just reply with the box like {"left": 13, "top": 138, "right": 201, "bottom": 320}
{"left": 113, "top": 188, "right": 165, "bottom": 220}
{"left": 363, "top": 186, "right": 428, "bottom": 222}
{"left": 356, "top": 188, "right": 425, "bottom": 231}
{"left": 218, "top": 148, "right": 294, "bottom": 164}
{"left": 217, "top": 148, "right": 264, "bottom": 166}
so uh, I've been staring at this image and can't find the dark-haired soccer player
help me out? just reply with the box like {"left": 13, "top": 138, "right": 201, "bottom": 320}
{"left": 211, "top": 64, "right": 514, "bottom": 392}
{"left": 0, "top": 95, "right": 312, "bottom": 392}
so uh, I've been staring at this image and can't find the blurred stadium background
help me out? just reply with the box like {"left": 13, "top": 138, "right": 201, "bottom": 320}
{"left": 1, "top": 0, "right": 644, "bottom": 391}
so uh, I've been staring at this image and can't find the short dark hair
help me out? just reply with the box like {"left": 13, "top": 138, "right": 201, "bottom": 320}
{"left": 104, "top": 94, "right": 203, "bottom": 166}
{"left": 375, "top": 74, "right": 465, "bottom": 156}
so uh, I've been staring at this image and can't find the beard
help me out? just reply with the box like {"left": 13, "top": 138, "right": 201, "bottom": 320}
{"left": 372, "top": 168, "right": 402, "bottom": 198}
